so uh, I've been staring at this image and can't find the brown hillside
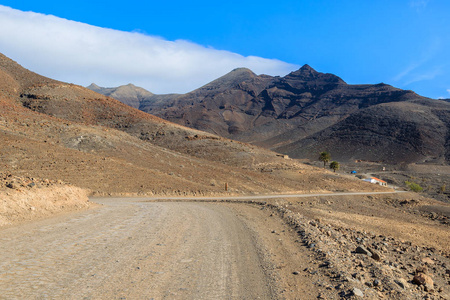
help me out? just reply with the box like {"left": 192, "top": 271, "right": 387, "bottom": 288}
{"left": 0, "top": 53, "right": 384, "bottom": 196}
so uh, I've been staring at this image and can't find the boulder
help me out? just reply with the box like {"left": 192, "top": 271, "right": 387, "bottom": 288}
{"left": 394, "top": 278, "right": 408, "bottom": 289}
{"left": 412, "top": 273, "right": 434, "bottom": 292}
{"left": 355, "top": 246, "right": 372, "bottom": 257}
{"left": 421, "top": 257, "right": 434, "bottom": 265}
{"left": 368, "top": 247, "right": 381, "bottom": 261}
{"left": 352, "top": 287, "right": 364, "bottom": 297}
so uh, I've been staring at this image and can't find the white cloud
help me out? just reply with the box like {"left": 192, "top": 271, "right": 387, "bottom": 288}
{"left": 409, "top": 0, "right": 430, "bottom": 10}
{"left": 438, "top": 89, "right": 450, "bottom": 99}
{"left": 392, "top": 38, "right": 442, "bottom": 87}
{"left": 0, "top": 5, "right": 297, "bottom": 94}
{"left": 393, "top": 61, "right": 423, "bottom": 82}
{"left": 403, "top": 66, "right": 443, "bottom": 86}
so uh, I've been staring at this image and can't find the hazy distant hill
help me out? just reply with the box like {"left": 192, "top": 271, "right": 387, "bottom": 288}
{"left": 87, "top": 83, "right": 155, "bottom": 109}
{"left": 91, "top": 65, "right": 450, "bottom": 164}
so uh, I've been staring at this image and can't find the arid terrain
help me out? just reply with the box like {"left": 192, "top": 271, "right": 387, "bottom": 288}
{"left": 1, "top": 53, "right": 449, "bottom": 299}
{"left": 1, "top": 52, "right": 386, "bottom": 197}
{"left": 1, "top": 193, "right": 449, "bottom": 299}
{"left": 340, "top": 161, "right": 450, "bottom": 204}
{"left": 91, "top": 66, "right": 450, "bottom": 207}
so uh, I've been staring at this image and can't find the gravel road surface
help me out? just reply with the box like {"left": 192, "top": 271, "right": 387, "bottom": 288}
{"left": 0, "top": 199, "right": 280, "bottom": 299}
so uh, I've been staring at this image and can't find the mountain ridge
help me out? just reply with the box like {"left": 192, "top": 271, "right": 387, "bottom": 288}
{"left": 89, "top": 65, "right": 449, "bottom": 165}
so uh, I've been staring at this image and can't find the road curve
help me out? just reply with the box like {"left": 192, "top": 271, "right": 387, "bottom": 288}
{"left": 0, "top": 199, "right": 275, "bottom": 299}
{"left": 134, "top": 190, "right": 406, "bottom": 202}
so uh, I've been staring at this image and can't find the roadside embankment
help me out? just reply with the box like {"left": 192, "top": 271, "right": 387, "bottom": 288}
{"left": 0, "top": 173, "right": 91, "bottom": 227}
{"left": 251, "top": 194, "right": 450, "bottom": 299}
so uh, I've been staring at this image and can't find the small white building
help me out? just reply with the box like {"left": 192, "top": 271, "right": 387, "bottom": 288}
{"left": 363, "top": 177, "right": 387, "bottom": 186}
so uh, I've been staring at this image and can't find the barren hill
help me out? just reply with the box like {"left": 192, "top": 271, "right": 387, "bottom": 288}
{"left": 1, "top": 53, "right": 383, "bottom": 197}
{"left": 277, "top": 99, "right": 450, "bottom": 164}
{"left": 87, "top": 83, "right": 154, "bottom": 109}
{"left": 92, "top": 65, "right": 449, "bottom": 164}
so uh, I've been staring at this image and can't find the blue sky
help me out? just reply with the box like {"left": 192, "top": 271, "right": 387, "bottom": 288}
{"left": 0, "top": 0, "right": 449, "bottom": 98}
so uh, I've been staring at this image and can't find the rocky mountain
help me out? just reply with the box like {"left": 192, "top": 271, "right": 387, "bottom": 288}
{"left": 3, "top": 52, "right": 374, "bottom": 196}
{"left": 91, "top": 65, "right": 450, "bottom": 164}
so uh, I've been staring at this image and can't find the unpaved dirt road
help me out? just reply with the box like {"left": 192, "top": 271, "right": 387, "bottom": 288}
{"left": 0, "top": 199, "right": 288, "bottom": 299}
{"left": 143, "top": 191, "right": 404, "bottom": 201}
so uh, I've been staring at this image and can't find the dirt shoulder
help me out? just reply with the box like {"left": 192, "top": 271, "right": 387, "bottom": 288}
{"left": 241, "top": 193, "right": 450, "bottom": 299}
{"left": 0, "top": 174, "right": 92, "bottom": 227}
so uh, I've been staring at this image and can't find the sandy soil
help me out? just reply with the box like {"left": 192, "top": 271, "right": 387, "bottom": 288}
{"left": 0, "top": 183, "right": 91, "bottom": 227}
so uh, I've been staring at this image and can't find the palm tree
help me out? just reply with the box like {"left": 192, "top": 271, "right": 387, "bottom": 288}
{"left": 319, "top": 151, "right": 331, "bottom": 168}
{"left": 329, "top": 161, "right": 340, "bottom": 172}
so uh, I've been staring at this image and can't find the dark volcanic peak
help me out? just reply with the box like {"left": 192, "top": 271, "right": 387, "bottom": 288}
{"left": 285, "top": 64, "right": 346, "bottom": 84}
{"left": 277, "top": 100, "right": 450, "bottom": 164}
{"left": 231, "top": 67, "right": 255, "bottom": 75}
{"left": 290, "top": 64, "right": 319, "bottom": 77}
